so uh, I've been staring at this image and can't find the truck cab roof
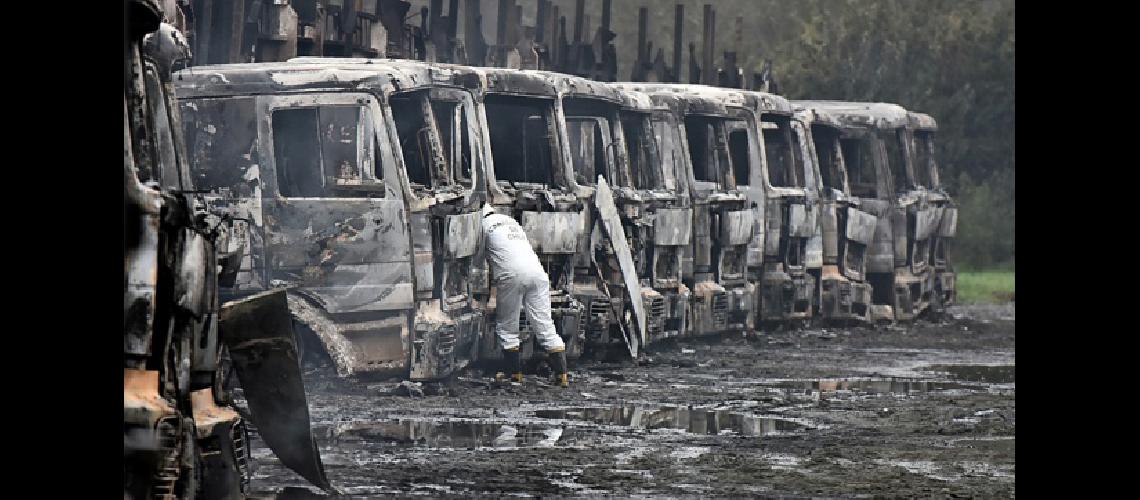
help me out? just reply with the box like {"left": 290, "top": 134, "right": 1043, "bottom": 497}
{"left": 793, "top": 101, "right": 910, "bottom": 130}
{"left": 175, "top": 59, "right": 446, "bottom": 98}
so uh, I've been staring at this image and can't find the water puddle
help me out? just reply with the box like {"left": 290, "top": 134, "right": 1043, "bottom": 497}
{"left": 330, "top": 419, "right": 577, "bottom": 449}
{"left": 532, "top": 404, "right": 807, "bottom": 436}
{"left": 923, "top": 364, "right": 1015, "bottom": 383}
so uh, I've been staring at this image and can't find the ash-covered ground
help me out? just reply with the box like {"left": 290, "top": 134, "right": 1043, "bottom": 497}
{"left": 245, "top": 304, "right": 1014, "bottom": 498}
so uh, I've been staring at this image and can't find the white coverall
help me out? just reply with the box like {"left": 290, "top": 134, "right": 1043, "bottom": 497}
{"left": 482, "top": 212, "right": 565, "bottom": 352}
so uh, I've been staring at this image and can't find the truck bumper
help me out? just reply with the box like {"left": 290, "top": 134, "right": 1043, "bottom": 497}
{"left": 760, "top": 268, "right": 815, "bottom": 323}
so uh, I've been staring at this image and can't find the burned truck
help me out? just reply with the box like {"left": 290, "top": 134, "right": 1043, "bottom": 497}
{"left": 794, "top": 105, "right": 875, "bottom": 323}
{"left": 794, "top": 101, "right": 936, "bottom": 322}
{"left": 126, "top": 1, "right": 331, "bottom": 497}
{"left": 174, "top": 60, "right": 488, "bottom": 381}
{"left": 907, "top": 111, "right": 957, "bottom": 310}
{"left": 617, "top": 86, "right": 756, "bottom": 337}
{"left": 621, "top": 84, "right": 818, "bottom": 328}
{"left": 612, "top": 88, "right": 692, "bottom": 343}
{"left": 474, "top": 67, "right": 644, "bottom": 359}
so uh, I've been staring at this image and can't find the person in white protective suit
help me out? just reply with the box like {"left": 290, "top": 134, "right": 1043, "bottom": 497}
{"left": 480, "top": 203, "right": 569, "bottom": 387}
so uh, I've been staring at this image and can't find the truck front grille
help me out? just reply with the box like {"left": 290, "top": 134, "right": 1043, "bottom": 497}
{"left": 646, "top": 295, "right": 666, "bottom": 336}
{"left": 711, "top": 292, "right": 729, "bottom": 329}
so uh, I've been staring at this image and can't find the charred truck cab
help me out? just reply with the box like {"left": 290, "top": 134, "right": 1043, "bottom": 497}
{"left": 619, "top": 87, "right": 755, "bottom": 337}
{"left": 794, "top": 106, "right": 875, "bottom": 324}
{"left": 174, "top": 60, "right": 487, "bottom": 381}
{"left": 613, "top": 88, "right": 691, "bottom": 343}
{"left": 907, "top": 112, "right": 957, "bottom": 310}
{"left": 794, "top": 101, "right": 933, "bottom": 323}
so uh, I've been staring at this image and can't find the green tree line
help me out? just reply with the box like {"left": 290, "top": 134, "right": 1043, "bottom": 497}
{"left": 566, "top": 0, "right": 1014, "bottom": 269}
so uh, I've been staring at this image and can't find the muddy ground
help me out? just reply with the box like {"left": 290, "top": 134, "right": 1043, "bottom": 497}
{"left": 244, "top": 304, "right": 1014, "bottom": 498}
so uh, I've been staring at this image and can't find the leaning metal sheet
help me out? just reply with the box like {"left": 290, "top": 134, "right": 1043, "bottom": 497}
{"left": 594, "top": 177, "right": 648, "bottom": 348}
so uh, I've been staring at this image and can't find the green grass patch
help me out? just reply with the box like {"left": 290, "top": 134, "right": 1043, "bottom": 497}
{"left": 955, "top": 271, "right": 1015, "bottom": 304}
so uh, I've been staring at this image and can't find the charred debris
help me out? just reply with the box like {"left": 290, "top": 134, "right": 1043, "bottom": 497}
{"left": 127, "top": 0, "right": 959, "bottom": 497}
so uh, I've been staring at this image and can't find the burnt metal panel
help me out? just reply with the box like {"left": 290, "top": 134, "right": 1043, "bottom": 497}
{"left": 297, "top": 264, "right": 416, "bottom": 313}
{"left": 719, "top": 209, "right": 755, "bottom": 246}
{"left": 594, "top": 177, "right": 647, "bottom": 349}
{"left": 266, "top": 200, "right": 411, "bottom": 266}
{"left": 444, "top": 212, "right": 482, "bottom": 259}
{"left": 868, "top": 213, "right": 895, "bottom": 274}
{"left": 892, "top": 210, "right": 908, "bottom": 268}
{"left": 764, "top": 199, "right": 782, "bottom": 256}
{"left": 409, "top": 211, "right": 434, "bottom": 294}
{"left": 265, "top": 198, "right": 415, "bottom": 312}
{"left": 805, "top": 234, "right": 823, "bottom": 270}
{"left": 652, "top": 208, "right": 693, "bottom": 246}
{"left": 845, "top": 208, "right": 878, "bottom": 245}
{"left": 520, "top": 210, "right": 584, "bottom": 254}
{"left": 786, "top": 203, "right": 816, "bottom": 238}
{"left": 220, "top": 288, "right": 334, "bottom": 493}
{"left": 939, "top": 207, "right": 958, "bottom": 238}
{"left": 821, "top": 205, "right": 840, "bottom": 263}
{"left": 915, "top": 207, "right": 942, "bottom": 240}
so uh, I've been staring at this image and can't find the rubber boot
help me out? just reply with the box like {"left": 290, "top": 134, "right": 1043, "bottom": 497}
{"left": 548, "top": 350, "right": 569, "bottom": 388}
{"left": 495, "top": 348, "right": 523, "bottom": 383}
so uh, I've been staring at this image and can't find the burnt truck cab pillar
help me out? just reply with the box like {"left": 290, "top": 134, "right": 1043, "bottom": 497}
{"left": 175, "top": 60, "right": 486, "bottom": 380}
{"left": 794, "top": 106, "right": 875, "bottom": 324}
{"left": 618, "top": 87, "right": 756, "bottom": 337}
{"left": 795, "top": 101, "right": 934, "bottom": 323}
{"left": 744, "top": 95, "right": 816, "bottom": 326}
{"left": 907, "top": 111, "right": 957, "bottom": 310}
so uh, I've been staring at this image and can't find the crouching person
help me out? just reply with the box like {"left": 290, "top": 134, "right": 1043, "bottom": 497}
{"left": 481, "top": 204, "right": 569, "bottom": 387}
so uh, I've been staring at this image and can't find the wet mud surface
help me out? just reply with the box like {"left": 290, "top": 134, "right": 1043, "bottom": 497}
{"left": 245, "top": 304, "right": 1014, "bottom": 498}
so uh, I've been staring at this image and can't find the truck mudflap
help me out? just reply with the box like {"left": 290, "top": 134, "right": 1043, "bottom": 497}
{"left": 845, "top": 208, "right": 877, "bottom": 246}
{"left": 787, "top": 203, "right": 817, "bottom": 238}
{"left": 939, "top": 207, "right": 958, "bottom": 238}
{"left": 915, "top": 207, "right": 942, "bottom": 241}
{"left": 219, "top": 288, "right": 335, "bottom": 493}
